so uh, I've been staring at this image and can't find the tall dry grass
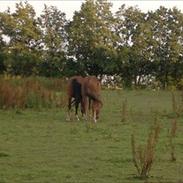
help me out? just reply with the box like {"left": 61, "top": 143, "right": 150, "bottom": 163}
{"left": 0, "top": 77, "right": 67, "bottom": 109}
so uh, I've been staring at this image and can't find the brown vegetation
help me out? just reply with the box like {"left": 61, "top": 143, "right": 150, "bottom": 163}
{"left": 131, "top": 119, "right": 161, "bottom": 178}
{"left": 0, "top": 77, "right": 67, "bottom": 109}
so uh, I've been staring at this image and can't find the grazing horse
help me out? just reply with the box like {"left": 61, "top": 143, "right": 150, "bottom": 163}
{"left": 67, "top": 76, "right": 84, "bottom": 120}
{"left": 82, "top": 76, "right": 103, "bottom": 122}
{"left": 67, "top": 75, "right": 103, "bottom": 122}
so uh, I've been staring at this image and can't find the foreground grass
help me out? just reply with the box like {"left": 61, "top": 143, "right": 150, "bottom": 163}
{"left": 0, "top": 90, "right": 182, "bottom": 183}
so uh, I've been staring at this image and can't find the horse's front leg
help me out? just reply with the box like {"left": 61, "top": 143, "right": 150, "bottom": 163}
{"left": 82, "top": 96, "right": 89, "bottom": 121}
{"left": 92, "top": 103, "right": 97, "bottom": 123}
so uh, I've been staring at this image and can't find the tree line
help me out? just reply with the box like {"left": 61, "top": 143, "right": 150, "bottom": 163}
{"left": 0, "top": 0, "right": 183, "bottom": 88}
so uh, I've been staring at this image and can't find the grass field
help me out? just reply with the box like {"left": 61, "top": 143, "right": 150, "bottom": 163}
{"left": 0, "top": 90, "right": 182, "bottom": 183}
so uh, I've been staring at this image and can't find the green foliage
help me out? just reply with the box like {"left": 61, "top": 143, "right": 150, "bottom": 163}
{"left": 0, "top": 1, "right": 183, "bottom": 87}
{"left": 149, "top": 7, "right": 183, "bottom": 88}
{"left": 38, "top": 5, "right": 68, "bottom": 77}
{"left": 67, "top": 0, "right": 117, "bottom": 76}
{"left": 0, "top": 2, "right": 41, "bottom": 76}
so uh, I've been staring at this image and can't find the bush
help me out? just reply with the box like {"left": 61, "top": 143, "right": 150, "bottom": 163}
{"left": 131, "top": 119, "right": 161, "bottom": 178}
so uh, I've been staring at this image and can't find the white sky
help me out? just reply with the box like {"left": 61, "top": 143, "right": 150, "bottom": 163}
{"left": 0, "top": 1, "right": 183, "bottom": 20}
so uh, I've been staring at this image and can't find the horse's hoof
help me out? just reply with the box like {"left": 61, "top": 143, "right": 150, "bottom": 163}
{"left": 93, "top": 119, "right": 97, "bottom": 123}
{"left": 76, "top": 115, "right": 80, "bottom": 121}
{"left": 66, "top": 117, "right": 71, "bottom": 122}
{"left": 82, "top": 115, "right": 87, "bottom": 121}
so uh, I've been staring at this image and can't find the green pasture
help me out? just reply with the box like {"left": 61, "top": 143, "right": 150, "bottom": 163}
{"left": 0, "top": 90, "right": 182, "bottom": 183}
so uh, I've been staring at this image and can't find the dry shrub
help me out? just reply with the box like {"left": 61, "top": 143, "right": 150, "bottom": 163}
{"left": 0, "top": 80, "right": 26, "bottom": 109}
{"left": 131, "top": 119, "right": 161, "bottom": 178}
{"left": 36, "top": 77, "right": 67, "bottom": 91}
{"left": 52, "top": 92, "right": 67, "bottom": 108}
{"left": 0, "top": 77, "right": 67, "bottom": 109}
{"left": 51, "top": 78, "right": 67, "bottom": 91}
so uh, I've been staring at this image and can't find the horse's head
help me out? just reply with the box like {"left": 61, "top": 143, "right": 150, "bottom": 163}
{"left": 93, "top": 99, "right": 103, "bottom": 121}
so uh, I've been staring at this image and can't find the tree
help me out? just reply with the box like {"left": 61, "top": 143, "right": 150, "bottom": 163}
{"left": 0, "top": 2, "right": 41, "bottom": 76}
{"left": 68, "top": 0, "right": 117, "bottom": 76}
{"left": 115, "top": 5, "right": 156, "bottom": 87}
{"left": 38, "top": 5, "right": 68, "bottom": 77}
{"left": 115, "top": 5, "right": 183, "bottom": 88}
{"left": 150, "top": 7, "right": 183, "bottom": 88}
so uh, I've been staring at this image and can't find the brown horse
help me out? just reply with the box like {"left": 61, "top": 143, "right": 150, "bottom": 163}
{"left": 82, "top": 76, "right": 103, "bottom": 122}
{"left": 67, "top": 75, "right": 102, "bottom": 122}
{"left": 67, "top": 76, "right": 84, "bottom": 120}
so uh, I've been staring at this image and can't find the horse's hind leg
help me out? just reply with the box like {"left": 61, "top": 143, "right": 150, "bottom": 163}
{"left": 88, "top": 98, "right": 93, "bottom": 120}
{"left": 75, "top": 100, "right": 80, "bottom": 121}
{"left": 92, "top": 104, "right": 97, "bottom": 123}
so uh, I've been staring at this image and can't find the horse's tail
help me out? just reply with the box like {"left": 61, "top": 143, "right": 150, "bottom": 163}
{"left": 71, "top": 78, "right": 82, "bottom": 101}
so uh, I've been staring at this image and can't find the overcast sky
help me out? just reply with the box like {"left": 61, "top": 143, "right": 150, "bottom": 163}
{"left": 0, "top": 1, "right": 183, "bottom": 20}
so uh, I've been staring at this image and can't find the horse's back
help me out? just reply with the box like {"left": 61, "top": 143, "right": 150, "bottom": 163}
{"left": 84, "top": 76, "right": 101, "bottom": 96}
